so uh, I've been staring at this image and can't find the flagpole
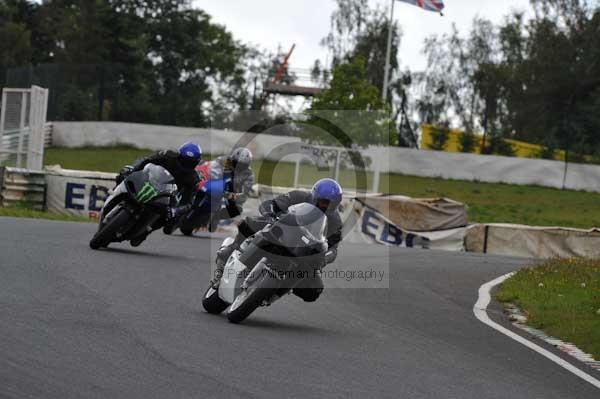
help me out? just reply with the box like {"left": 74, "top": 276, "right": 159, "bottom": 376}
{"left": 382, "top": 0, "right": 395, "bottom": 103}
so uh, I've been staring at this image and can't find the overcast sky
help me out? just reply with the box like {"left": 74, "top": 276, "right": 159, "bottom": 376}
{"left": 195, "top": 0, "right": 533, "bottom": 72}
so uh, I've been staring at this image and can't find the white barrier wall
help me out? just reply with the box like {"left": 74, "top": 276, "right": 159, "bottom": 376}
{"left": 364, "top": 146, "right": 600, "bottom": 192}
{"left": 51, "top": 122, "right": 600, "bottom": 193}
{"left": 51, "top": 122, "right": 301, "bottom": 161}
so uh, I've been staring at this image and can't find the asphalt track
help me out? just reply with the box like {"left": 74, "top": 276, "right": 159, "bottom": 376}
{"left": 1, "top": 217, "right": 599, "bottom": 399}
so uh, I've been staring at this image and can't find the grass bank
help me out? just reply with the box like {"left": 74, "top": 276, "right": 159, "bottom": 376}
{"left": 496, "top": 258, "right": 600, "bottom": 359}
{"left": 43, "top": 146, "right": 600, "bottom": 228}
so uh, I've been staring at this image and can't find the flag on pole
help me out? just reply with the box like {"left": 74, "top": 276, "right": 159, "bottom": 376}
{"left": 398, "top": 0, "right": 445, "bottom": 14}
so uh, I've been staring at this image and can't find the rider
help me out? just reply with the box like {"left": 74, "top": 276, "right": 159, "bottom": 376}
{"left": 209, "top": 147, "right": 255, "bottom": 219}
{"left": 117, "top": 142, "right": 202, "bottom": 245}
{"left": 212, "top": 178, "right": 343, "bottom": 303}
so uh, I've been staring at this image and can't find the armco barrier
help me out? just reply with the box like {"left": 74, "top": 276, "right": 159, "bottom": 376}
{"left": 0, "top": 167, "right": 46, "bottom": 209}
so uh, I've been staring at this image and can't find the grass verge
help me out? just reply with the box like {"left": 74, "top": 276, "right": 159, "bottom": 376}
{"left": 43, "top": 146, "right": 600, "bottom": 228}
{"left": 496, "top": 258, "right": 600, "bottom": 359}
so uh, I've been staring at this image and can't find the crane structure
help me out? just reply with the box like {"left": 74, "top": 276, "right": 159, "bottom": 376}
{"left": 262, "top": 44, "right": 323, "bottom": 100}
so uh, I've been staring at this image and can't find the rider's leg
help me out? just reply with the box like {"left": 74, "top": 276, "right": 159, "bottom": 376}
{"left": 292, "top": 270, "right": 324, "bottom": 302}
{"left": 212, "top": 216, "right": 269, "bottom": 286}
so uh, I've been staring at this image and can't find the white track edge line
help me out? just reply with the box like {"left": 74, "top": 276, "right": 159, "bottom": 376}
{"left": 474, "top": 272, "right": 600, "bottom": 390}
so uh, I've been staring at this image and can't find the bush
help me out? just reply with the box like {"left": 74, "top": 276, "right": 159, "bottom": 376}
{"left": 459, "top": 131, "right": 477, "bottom": 153}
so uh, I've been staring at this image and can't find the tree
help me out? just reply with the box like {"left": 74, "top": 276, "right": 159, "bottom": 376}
{"left": 303, "top": 57, "right": 394, "bottom": 148}
{"left": 319, "top": 0, "right": 406, "bottom": 145}
{"left": 2, "top": 0, "right": 252, "bottom": 126}
{"left": 0, "top": 0, "right": 34, "bottom": 80}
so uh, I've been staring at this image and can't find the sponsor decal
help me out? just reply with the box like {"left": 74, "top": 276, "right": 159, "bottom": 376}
{"left": 65, "top": 183, "right": 110, "bottom": 212}
{"left": 136, "top": 182, "right": 158, "bottom": 203}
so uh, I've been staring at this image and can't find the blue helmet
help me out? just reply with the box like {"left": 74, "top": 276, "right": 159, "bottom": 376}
{"left": 178, "top": 142, "right": 202, "bottom": 170}
{"left": 311, "top": 178, "right": 343, "bottom": 213}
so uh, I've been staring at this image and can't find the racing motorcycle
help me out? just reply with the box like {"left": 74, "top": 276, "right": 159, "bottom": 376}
{"left": 201, "top": 202, "right": 328, "bottom": 323}
{"left": 89, "top": 164, "right": 185, "bottom": 249}
{"left": 174, "top": 162, "right": 239, "bottom": 236}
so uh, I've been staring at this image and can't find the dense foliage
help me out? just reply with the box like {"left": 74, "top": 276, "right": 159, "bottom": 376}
{"left": 0, "top": 0, "right": 254, "bottom": 125}
{"left": 415, "top": 0, "right": 600, "bottom": 159}
{"left": 3, "top": 0, "right": 600, "bottom": 160}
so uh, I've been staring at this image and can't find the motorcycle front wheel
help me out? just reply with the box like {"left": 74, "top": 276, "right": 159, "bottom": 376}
{"left": 202, "top": 285, "right": 228, "bottom": 314}
{"left": 226, "top": 270, "right": 277, "bottom": 324}
{"left": 89, "top": 208, "right": 131, "bottom": 249}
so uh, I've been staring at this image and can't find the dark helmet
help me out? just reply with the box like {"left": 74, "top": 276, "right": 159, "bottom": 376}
{"left": 178, "top": 142, "right": 202, "bottom": 170}
{"left": 311, "top": 178, "right": 343, "bottom": 213}
{"left": 229, "top": 147, "right": 253, "bottom": 170}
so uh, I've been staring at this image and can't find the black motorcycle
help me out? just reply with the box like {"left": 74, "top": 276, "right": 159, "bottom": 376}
{"left": 90, "top": 164, "right": 184, "bottom": 249}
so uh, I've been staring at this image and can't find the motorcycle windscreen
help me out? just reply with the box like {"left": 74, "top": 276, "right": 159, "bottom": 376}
{"left": 144, "top": 164, "right": 177, "bottom": 193}
{"left": 278, "top": 203, "right": 327, "bottom": 243}
{"left": 126, "top": 164, "right": 177, "bottom": 204}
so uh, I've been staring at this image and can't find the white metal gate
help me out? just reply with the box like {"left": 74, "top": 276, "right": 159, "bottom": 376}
{"left": 292, "top": 144, "right": 382, "bottom": 193}
{"left": 0, "top": 86, "right": 49, "bottom": 170}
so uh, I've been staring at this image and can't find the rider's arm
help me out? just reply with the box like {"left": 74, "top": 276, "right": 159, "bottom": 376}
{"left": 258, "top": 199, "right": 280, "bottom": 217}
{"left": 325, "top": 212, "right": 343, "bottom": 264}
{"left": 116, "top": 152, "right": 161, "bottom": 184}
{"left": 270, "top": 190, "right": 311, "bottom": 214}
{"left": 131, "top": 151, "right": 168, "bottom": 171}
{"left": 179, "top": 173, "right": 200, "bottom": 206}
{"left": 233, "top": 170, "right": 255, "bottom": 205}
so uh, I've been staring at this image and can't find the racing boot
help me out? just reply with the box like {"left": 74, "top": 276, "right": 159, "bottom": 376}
{"left": 130, "top": 234, "right": 148, "bottom": 247}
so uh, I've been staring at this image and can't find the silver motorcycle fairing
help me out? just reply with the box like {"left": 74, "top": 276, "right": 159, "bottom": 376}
{"left": 218, "top": 250, "right": 247, "bottom": 304}
{"left": 217, "top": 203, "right": 328, "bottom": 308}
{"left": 100, "top": 181, "right": 127, "bottom": 220}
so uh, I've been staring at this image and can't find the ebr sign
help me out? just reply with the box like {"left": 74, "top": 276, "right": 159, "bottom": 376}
{"left": 65, "top": 182, "right": 110, "bottom": 212}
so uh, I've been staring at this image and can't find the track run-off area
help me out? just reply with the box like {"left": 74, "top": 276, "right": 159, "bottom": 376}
{"left": 1, "top": 217, "right": 599, "bottom": 399}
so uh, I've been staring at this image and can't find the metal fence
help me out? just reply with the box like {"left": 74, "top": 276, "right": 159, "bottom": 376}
{"left": 0, "top": 86, "right": 49, "bottom": 170}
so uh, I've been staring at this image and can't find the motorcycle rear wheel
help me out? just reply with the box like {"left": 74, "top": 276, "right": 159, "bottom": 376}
{"left": 180, "top": 226, "right": 194, "bottom": 236}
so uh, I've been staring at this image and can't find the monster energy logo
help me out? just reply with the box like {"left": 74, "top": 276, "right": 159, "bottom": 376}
{"left": 136, "top": 182, "right": 158, "bottom": 203}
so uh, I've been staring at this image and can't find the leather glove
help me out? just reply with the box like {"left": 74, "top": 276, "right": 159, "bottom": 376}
{"left": 259, "top": 201, "right": 278, "bottom": 219}
{"left": 116, "top": 165, "right": 134, "bottom": 185}
{"left": 224, "top": 191, "right": 241, "bottom": 201}
{"left": 325, "top": 247, "right": 338, "bottom": 265}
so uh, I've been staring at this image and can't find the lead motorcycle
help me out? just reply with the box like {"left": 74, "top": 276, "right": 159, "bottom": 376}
{"left": 201, "top": 202, "right": 328, "bottom": 323}
{"left": 90, "top": 164, "right": 183, "bottom": 249}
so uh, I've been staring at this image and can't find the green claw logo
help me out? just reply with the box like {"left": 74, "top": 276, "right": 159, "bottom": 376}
{"left": 136, "top": 182, "right": 158, "bottom": 203}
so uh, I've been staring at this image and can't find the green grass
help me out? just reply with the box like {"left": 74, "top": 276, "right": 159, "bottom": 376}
{"left": 42, "top": 146, "right": 600, "bottom": 228}
{"left": 496, "top": 258, "right": 600, "bottom": 359}
{"left": 0, "top": 205, "right": 91, "bottom": 222}
{"left": 44, "top": 145, "right": 163, "bottom": 173}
